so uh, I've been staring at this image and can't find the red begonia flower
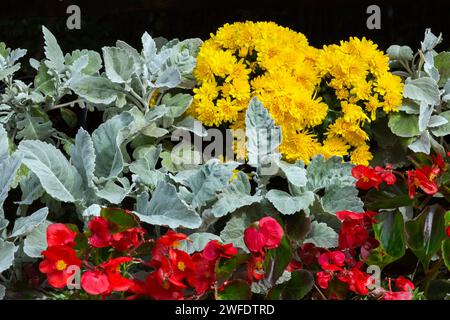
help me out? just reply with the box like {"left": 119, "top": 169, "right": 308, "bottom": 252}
{"left": 203, "top": 240, "right": 238, "bottom": 261}
{"left": 316, "top": 271, "right": 332, "bottom": 289}
{"left": 88, "top": 217, "right": 112, "bottom": 248}
{"left": 187, "top": 253, "right": 216, "bottom": 295}
{"left": 39, "top": 245, "right": 81, "bottom": 288}
{"left": 407, "top": 169, "right": 439, "bottom": 199}
{"left": 383, "top": 291, "right": 413, "bottom": 300}
{"left": 244, "top": 227, "right": 267, "bottom": 253}
{"left": 247, "top": 254, "right": 265, "bottom": 282}
{"left": 81, "top": 270, "right": 110, "bottom": 295}
{"left": 336, "top": 211, "right": 369, "bottom": 249}
{"left": 352, "top": 165, "right": 383, "bottom": 190}
{"left": 111, "top": 227, "right": 145, "bottom": 252}
{"left": 375, "top": 164, "right": 397, "bottom": 185}
{"left": 144, "top": 271, "right": 185, "bottom": 300}
{"left": 337, "top": 267, "right": 371, "bottom": 295}
{"left": 432, "top": 153, "right": 445, "bottom": 170}
{"left": 395, "top": 276, "right": 414, "bottom": 292}
{"left": 243, "top": 217, "right": 284, "bottom": 253}
{"left": 446, "top": 226, "right": 450, "bottom": 237}
{"left": 46, "top": 223, "right": 77, "bottom": 248}
{"left": 318, "top": 251, "right": 346, "bottom": 271}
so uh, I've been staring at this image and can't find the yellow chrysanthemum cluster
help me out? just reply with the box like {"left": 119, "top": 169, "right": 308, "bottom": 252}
{"left": 190, "top": 22, "right": 403, "bottom": 165}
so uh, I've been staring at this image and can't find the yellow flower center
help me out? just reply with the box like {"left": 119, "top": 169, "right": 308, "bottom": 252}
{"left": 177, "top": 261, "right": 186, "bottom": 272}
{"left": 56, "top": 260, "right": 67, "bottom": 271}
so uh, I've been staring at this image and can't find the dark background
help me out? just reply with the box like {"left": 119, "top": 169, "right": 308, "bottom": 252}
{"left": 1, "top": 0, "right": 449, "bottom": 65}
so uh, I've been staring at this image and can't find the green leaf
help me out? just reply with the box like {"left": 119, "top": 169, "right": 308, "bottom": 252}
{"left": 34, "top": 62, "right": 56, "bottom": 96}
{"left": 134, "top": 182, "right": 202, "bottom": 229}
{"left": 211, "top": 172, "right": 262, "bottom": 218}
{"left": 403, "top": 77, "right": 440, "bottom": 105}
{"left": 264, "top": 235, "right": 292, "bottom": 286}
{"left": 266, "top": 189, "right": 315, "bottom": 215}
{"left": 60, "top": 108, "right": 78, "bottom": 128}
{"left": 387, "top": 45, "right": 414, "bottom": 61}
{"left": 245, "top": 97, "right": 281, "bottom": 168}
{"left": 365, "top": 185, "right": 411, "bottom": 211}
{"left": 102, "top": 46, "right": 136, "bottom": 83}
{"left": 9, "top": 207, "right": 48, "bottom": 238}
{"left": 70, "top": 128, "right": 96, "bottom": 189}
{"left": 0, "top": 239, "right": 17, "bottom": 273}
{"left": 70, "top": 76, "right": 123, "bottom": 104}
{"left": 100, "top": 207, "right": 138, "bottom": 232}
{"left": 426, "top": 279, "right": 450, "bottom": 300}
{"left": 304, "top": 221, "right": 338, "bottom": 248}
{"left": 42, "top": 26, "right": 65, "bottom": 73}
{"left": 23, "top": 220, "right": 52, "bottom": 258}
{"left": 18, "top": 140, "right": 82, "bottom": 202}
{"left": 434, "top": 52, "right": 450, "bottom": 86}
{"left": 442, "top": 239, "right": 450, "bottom": 272}
{"left": 388, "top": 113, "right": 420, "bottom": 138}
{"left": 373, "top": 211, "right": 406, "bottom": 259}
{"left": 217, "top": 280, "right": 251, "bottom": 300}
{"left": 430, "top": 111, "right": 450, "bottom": 137}
{"left": 405, "top": 205, "right": 446, "bottom": 270}
{"left": 267, "top": 270, "right": 314, "bottom": 300}
{"left": 92, "top": 112, "right": 133, "bottom": 179}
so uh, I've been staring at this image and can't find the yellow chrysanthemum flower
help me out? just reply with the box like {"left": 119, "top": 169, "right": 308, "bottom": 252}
{"left": 191, "top": 22, "right": 404, "bottom": 165}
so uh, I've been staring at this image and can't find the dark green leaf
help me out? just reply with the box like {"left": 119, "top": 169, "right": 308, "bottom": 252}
{"left": 217, "top": 280, "right": 251, "bottom": 300}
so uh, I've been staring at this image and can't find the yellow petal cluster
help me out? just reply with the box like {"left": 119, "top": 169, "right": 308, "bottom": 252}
{"left": 191, "top": 22, "right": 403, "bottom": 165}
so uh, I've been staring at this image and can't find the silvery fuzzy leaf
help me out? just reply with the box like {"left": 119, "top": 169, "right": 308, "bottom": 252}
{"left": 275, "top": 160, "right": 307, "bottom": 188}
{"left": 185, "top": 159, "right": 236, "bottom": 209}
{"left": 42, "top": 26, "right": 65, "bottom": 73}
{"left": 305, "top": 155, "right": 356, "bottom": 192}
{"left": 178, "top": 232, "right": 222, "bottom": 254}
{"left": 134, "top": 182, "right": 202, "bottom": 229}
{"left": 421, "top": 29, "right": 443, "bottom": 52}
{"left": 0, "top": 154, "right": 23, "bottom": 216}
{"left": 0, "top": 239, "right": 17, "bottom": 273}
{"left": 160, "top": 146, "right": 202, "bottom": 173}
{"left": 0, "top": 284, "right": 4, "bottom": 300}
{"left": 116, "top": 40, "right": 143, "bottom": 76}
{"left": 403, "top": 77, "right": 440, "bottom": 106}
{"left": 23, "top": 220, "right": 51, "bottom": 258}
{"left": 309, "top": 199, "right": 341, "bottom": 231}
{"left": 161, "top": 93, "right": 192, "bottom": 118}
{"left": 9, "top": 207, "right": 48, "bottom": 238}
{"left": 0, "top": 217, "right": 8, "bottom": 232}
{"left": 18, "top": 140, "right": 82, "bottom": 203}
{"left": 409, "top": 131, "right": 431, "bottom": 154}
{"left": 16, "top": 113, "right": 54, "bottom": 140}
{"left": 70, "top": 76, "right": 123, "bottom": 105}
{"left": 16, "top": 172, "right": 44, "bottom": 205}
{"left": 141, "top": 32, "right": 157, "bottom": 63}
{"left": 321, "top": 186, "right": 364, "bottom": 214}
{"left": 304, "top": 221, "right": 338, "bottom": 249}
{"left": 245, "top": 97, "right": 281, "bottom": 168}
{"left": 0, "top": 65, "right": 20, "bottom": 81}
{"left": 96, "top": 177, "right": 132, "bottom": 204}
{"left": 399, "top": 99, "right": 421, "bottom": 115}
{"left": 92, "top": 112, "right": 133, "bottom": 179}
{"left": 130, "top": 145, "right": 166, "bottom": 187}
{"left": 155, "top": 66, "right": 181, "bottom": 88}
{"left": 386, "top": 45, "right": 414, "bottom": 61}
{"left": 0, "top": 125, "right": 9, "bottom": 163}
{"left": 430, "top": 111, "right": 450, "bottom": 137}
{"left": 29, "top": 58, "right": 40, "bottom": 70}
{"left": 7, "top": 48, "right": 27, "bottom": 66}
{"left": 103, "top": 46, "right": 137, "bottom": 84}
{"left": 266, "top": 189, "right": 315, "bottom": 215}
{"left": 211, "top": 172, "right": 262, "bottom": 218}
{"left": 388, "top": 112, "right": 421, "bottom": 138}
{"left": 82, "top": 204, "right": 102, "bottom": 218}
{"left": 424, "top": 51, "right": 440, "bottom": 82}
{"left": 428, "top": 115, "right": 448, "bottom": 128}
{"left": 70, "top": 128, "right": 96, "bottom": 188}
{"left": 418, "top": 102, "right": 434, "bottom": 132}
{"left": 173, "top": 116, "right": 207, "bottom": 137}
{"left": 65, "top": 49, "right": 102, "bottom": 75}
